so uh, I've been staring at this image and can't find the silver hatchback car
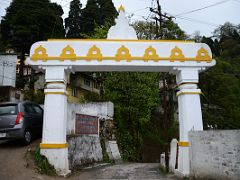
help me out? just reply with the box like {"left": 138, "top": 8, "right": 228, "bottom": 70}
{"left": 0, "top": 101, "right": 43, "bottom": 145}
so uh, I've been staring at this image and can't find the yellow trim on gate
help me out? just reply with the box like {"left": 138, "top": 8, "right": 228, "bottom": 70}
{"left": 44, "top": 92, "right": 68, "bottom": 95}
{"left": 177, "top": 91, "right": 202, "bottom": 97}
{"left": 40, "top": 143, "right": 68, "bottom": 149}
{"left": 178, "top": 82, "right": 198, "bottom": 86}
{"left": 178, "top": 141, "right": 189, "bottom": 147}
{"left": 47, "top": 39, "right": 195, "bottom": 43}
{"left": 31, "top": 45, "right": 212, "bottom": 62}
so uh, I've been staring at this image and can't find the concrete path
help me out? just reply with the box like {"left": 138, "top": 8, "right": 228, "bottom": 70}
{"left": 71, "top": 163, "right": 179, "bottom": 180}
{"left": 0, "top": 139, "right": 179, "bottom": 180}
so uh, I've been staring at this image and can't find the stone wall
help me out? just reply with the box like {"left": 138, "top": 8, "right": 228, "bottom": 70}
{"left": 67, "top": 102, "right": 121, "bottom": 169}
{"left": 68, "top": 135, "right": 103, "bottom": 169}
{"left": 189, "top": 130, "right": 240, "bottom": 180}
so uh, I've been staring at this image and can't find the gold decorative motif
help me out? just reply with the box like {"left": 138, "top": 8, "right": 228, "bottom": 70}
{"left": 31, "top": 46, "right": 48, "bottom": 61}
{"left": 143, "top": 46, "right": 159, "bottom": 62}
{"left": 115, "top": 45, "right": 132, "bottom": 62}
{"left": 170, "top": 46, "right": 185, "bottom": 62}
{"left": 40, "top": 143, "right": 68, "bottom": 149}
{"left": 196, "top": 47, "right": 211, "bottom": 63}
{"left": 86, "top": 45, "right": 103, "bottom": 61}
{"left": 177, "top": 91, "right": 202, "bottom": 97}
{"left": 118, "top": 5, "right": 125, "bottom": 13}
{"left": 59, "top": 45, "right": 76, "bottom": 61}
{"left": 44, "top": 91, "right": 68, "bottom": 96}
{"left": 30, "top": 43, "right": 213, "bottom": 63}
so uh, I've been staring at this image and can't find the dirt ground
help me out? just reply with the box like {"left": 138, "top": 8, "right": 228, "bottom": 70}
{"left": 0, "top": 139, "right": 179, "bottom": 180}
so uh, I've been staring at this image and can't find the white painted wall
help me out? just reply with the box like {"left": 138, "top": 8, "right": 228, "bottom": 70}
{"left": 67, "top": 102, "right": 114, "bottom": 135}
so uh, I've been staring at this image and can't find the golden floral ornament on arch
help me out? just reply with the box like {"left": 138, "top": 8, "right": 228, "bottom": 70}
{"left": 86, "top": 45, "right": 103, "bottom": 61}
{"left": 170, "top": 46, "right": 185, "bottom": 62}
{"left": 115, "top": 45, "right": 132, "bottom": 62}
{"left": 143, "top": 46, "right": 159, "bottom": 62}
{"left": 31, "top": 45, "right": 48, "bottom": 61}
{"left": 118, "top": 5, "right": 125, "bottom": 13}
{"left": 59, "top": 45, "right": 76, "bottom": 61}
{"left": 196, "top": 47, "right": 211, "bottom": 63}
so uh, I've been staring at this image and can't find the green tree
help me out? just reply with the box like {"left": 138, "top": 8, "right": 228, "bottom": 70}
{"left": 1, "top": 0, "right": 65, "bottom": 88}
{"left": 80, "top": 0, "right": 117, "bottom": 36}
{"left": 65, "top": 0, "right": 83, "bottom": 38}
{"left": 200, "top": 22, "right": 240, "bottom": 130}
{"left": 99, "top": 0, "right": 117, "bottom": 25}
{"left": 133, "top": 20, "right": 187, "bottom": 40}
{"left": 104, "top": 72, "right": 160, "bottom": 161}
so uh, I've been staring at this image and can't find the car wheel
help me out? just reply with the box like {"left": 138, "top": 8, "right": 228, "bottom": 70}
{"left": 22, "top": 130, "right": 32, "bottom": 145}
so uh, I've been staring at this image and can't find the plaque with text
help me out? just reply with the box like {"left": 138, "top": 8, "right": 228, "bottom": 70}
{"left": 75, "top": 114, "right": 98, "bottom": 135}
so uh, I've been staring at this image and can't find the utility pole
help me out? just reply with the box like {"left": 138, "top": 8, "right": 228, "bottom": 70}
{"left": 150, "top": 0, "right": 172, "bottom": 39}
{"left": 150, "top": 0, "right": 173, "bottom": 172}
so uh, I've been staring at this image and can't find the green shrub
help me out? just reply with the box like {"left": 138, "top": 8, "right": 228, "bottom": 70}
{"left": 33, "top": 148, "right": 56, "bottom": 176}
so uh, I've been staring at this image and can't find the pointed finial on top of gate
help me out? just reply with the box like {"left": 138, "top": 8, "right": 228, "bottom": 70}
{"left": 118, "top": 5, "right": 125, "bottom": 13}
{"left": 107, "top": 5, "right": 137, "bottom": 40}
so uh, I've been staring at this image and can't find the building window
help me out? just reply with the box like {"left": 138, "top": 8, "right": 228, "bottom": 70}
{"left": 72, "top": 88, "right": 77, "bottom": 97}
{"left": 84, "top": 79, "right": 91, "bottom": 87}
{"left": 93, "top": 81, "right": 100, "bottom": 89}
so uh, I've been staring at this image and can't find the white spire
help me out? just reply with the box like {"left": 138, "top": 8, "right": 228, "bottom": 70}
{"left": 107, "top": 5, "right": 138, "bottom": 40}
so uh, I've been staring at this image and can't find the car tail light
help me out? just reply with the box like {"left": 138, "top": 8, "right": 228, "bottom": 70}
{"left": 16, "top": 112, "right": 24, "bottom": 125}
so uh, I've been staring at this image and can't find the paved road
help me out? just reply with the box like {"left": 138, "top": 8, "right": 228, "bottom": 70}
{"left": 72, "top": 163, "right": 179, "bottom": 180}
{"left": 0, "top": 140, "right": 179, "bottom": 180}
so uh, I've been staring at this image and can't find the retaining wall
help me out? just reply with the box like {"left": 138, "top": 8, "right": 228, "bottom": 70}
{"left": 189, "top": 130, "right": 240, "bottom": 180}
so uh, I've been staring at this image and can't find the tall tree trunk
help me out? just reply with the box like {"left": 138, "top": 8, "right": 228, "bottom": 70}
{"left": 19, "top": 51, "right": 25, "bottom": 78}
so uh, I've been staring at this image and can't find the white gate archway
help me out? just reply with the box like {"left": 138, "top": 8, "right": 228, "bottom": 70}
{"left": 27, "top": 8, "right": 216, "bottom": 176}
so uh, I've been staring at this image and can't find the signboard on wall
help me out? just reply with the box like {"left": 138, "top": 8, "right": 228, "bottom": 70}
{"left": 75, "top": 114, "right": 99, "bottom": 135}
{"left": 0, "top": 55, "right": 18, "bottom": 87}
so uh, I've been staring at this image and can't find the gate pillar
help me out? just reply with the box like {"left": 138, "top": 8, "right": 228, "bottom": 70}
{"left": 40, "top": 66, "right": 71, "bottom": 176}
{"left": 175, "top": 67, "right": 203, "bottom": 176}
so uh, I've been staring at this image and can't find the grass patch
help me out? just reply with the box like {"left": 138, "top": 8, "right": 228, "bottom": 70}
{"left": 100, "top": 138, "right": 113, "bottom": 163}
{"left": 159, "top": 165, "right": 168, "bottom": 175}
{"left": 33, "top": 148, "right": 57, "bottom": 176}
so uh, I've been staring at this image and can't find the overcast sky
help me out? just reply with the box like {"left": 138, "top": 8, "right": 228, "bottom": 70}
{"left": 0, "top": 0, "right": 239, "bottom": 36}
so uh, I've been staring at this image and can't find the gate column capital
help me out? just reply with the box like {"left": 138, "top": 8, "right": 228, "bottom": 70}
{"left": 173, "top": 67, "right": 204, "bottom": 85}
{"left": 40, "top": 66, "right": 73, "bottom": 84}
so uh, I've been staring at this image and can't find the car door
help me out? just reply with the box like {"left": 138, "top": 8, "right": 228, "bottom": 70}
{"left": 24, "top": 103, "right": 39, "bottom": 135}
{"left": 32, "top": 104, "right": 43, "bottom": 136}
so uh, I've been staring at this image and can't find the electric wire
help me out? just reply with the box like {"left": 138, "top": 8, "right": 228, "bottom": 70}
{"left": 175, "top": 0, "right": 232, "bottom": 17}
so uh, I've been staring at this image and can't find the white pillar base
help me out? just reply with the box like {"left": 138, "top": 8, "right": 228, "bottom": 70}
{"left": 41, "top": 148, "right": 71, "bottom": 176}
{"left": 177, "top": 146, "right": 190, "bottom": 176}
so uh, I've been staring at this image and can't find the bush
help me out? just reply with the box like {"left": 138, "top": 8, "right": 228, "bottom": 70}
{"left": 33, "top": 148, "right": 56, "bottom": 176}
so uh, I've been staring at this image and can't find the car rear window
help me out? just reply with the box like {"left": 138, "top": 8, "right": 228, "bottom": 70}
{"left": 0, "top": 104, "right": 18, "bottom": 116}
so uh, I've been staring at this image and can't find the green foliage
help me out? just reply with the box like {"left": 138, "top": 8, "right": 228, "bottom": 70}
{"left": 23, "top": 89, "right": 45, "bottom": 104}
{"left": 77, "top": 0, "right": 117, "bottom": 36}
{"left": 33, "top": 148, "right": 56, "bottom": 176}
{"left": 200, "top": 58, "right": 240, "bottom": 129}
{"left": 81, "top": 22, "right": 111, "bottom": 39}
{"left": 104, "top": 72, "right": 160, "bottom": 161}
{"left": 1, "top": 0, "right": 65, "bottom": 53}
{"left": 100, "top": 138, "right": 112, "bottom": 163}
{"left": 65, "top": 0, "right": 83, "bottom": 38}
{"left": 1, "top": 0, "right": 65, "bottom": 88}
{"left": 132, "top": 20, "right": 187, "bottom": 40}
{"left": 84, "top": 91, "right": 101, "bottom": 102}
{"left": 200, "top": 22, "right": 240, "bottom": 130}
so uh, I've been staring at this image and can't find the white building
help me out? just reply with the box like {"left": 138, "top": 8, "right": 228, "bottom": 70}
{"left": 0, "top": 54, "right": 18, "bottom": 87}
